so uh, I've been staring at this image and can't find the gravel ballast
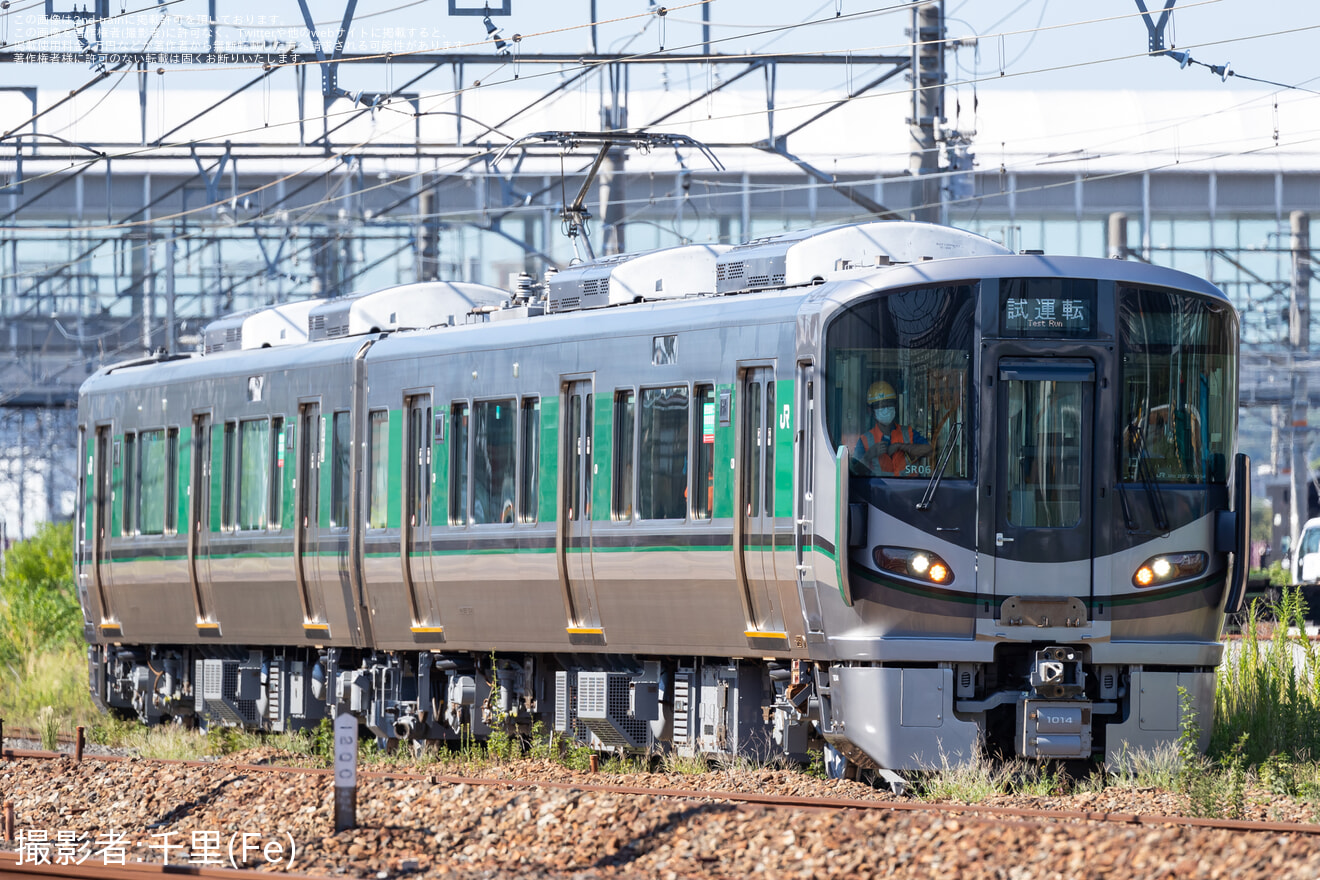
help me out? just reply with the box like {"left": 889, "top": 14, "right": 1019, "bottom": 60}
{"left": 3, "top": 752, "right": 1319, "bottom": 878}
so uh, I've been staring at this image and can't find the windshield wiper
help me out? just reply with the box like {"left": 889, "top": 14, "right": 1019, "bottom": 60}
{"left": 917, "top": 423, "right": 961, "bottom": 511}
{"left": 1125, "top": 421, "right": 1169, "bottom": 532}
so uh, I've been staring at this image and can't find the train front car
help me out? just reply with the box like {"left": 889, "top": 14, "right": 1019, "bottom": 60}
{"left": 811, "top": 254, "right": 1248, "bottom": 773}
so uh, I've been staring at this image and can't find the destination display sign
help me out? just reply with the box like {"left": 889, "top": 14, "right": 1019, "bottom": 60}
{"left": 999, "top": 278, "right": 1097, "bottom": 338}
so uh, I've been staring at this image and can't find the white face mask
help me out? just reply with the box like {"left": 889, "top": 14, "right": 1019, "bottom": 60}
{"left": 875, "top": 406, "right": 896, "bottom": 423}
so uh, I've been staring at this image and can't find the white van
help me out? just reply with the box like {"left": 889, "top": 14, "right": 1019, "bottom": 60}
{"left": 1292, "top": 517, "right": 1320, "bottom": 586}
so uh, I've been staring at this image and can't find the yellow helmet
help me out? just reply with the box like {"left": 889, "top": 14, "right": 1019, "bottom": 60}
{"left": 867, "top": 380, "right": 897, "bottom": 406}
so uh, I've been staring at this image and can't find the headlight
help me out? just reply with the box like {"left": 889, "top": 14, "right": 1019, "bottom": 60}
{"left": 874, "top": 547, "right": 954, "bottom": 585}
{"left": 1133, "top": 551, "right": 1208, "bottom": 588}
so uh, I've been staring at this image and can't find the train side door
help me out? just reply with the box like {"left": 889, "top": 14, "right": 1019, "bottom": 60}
{"left": 403, "top": 394, "right": 439, "bottom": 631}
{"left": 560, "top": 379, "right": 603, "bottom": 638}
{"left": 991, "top": 357, "right": 1095, "bottom": 605}
{"left": 187, "top": 413, "right": 218, "bottom": 626}
{"left": 295, "top": 402, "right": 328, "bottom": 627}
{"left": 738, "top": 367, "right": 784, "bottom": 634}
{"left": 91, "top": 424, "right": 116, "bottom": 625}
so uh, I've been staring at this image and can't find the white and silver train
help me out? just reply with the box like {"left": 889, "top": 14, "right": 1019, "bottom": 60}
{"left": 75, "top": 220, "right": 1250, "bottom": 775}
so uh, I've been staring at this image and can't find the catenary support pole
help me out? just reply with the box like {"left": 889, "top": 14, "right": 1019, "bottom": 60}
{"left": 908, "top": 2, "right": 945, "bottom": 224}
{"left": 1290, "top": 211, "right": 1311, "bottom": 553}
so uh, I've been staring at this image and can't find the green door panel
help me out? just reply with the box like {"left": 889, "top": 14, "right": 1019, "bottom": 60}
{"left": 432, "top": 413, "right": 448, "bottom": 525}
{"left": 210, "top": 427, "right": 225, "bottom": 533}
{"left": 279, "top": 422, "right": 295, "bottom": 529}
{"left": 83, "top": 440, "right": 94, "bottom": 543}
{"left": 111, "top": 434, "right": 123, "bottom": 538}
{"left": 592, "top": 393, "right": 612, "bottom": 522}
{"left": 714, "top": 385, "right": 735, "bottom": 519}
{"left": 177, "top": 425, "right": 192, "bottom": 533}
{"left": 387, "top": 409, "right": 403, "bottom": 530}
{"left": 775, "top": 379, "right": 794, "bottom": 517}
{"left": 538, "top": 395, "right": 559, "bottom": 522}
{"left": 319, "top": 415, "right": 333, "bottom": 527}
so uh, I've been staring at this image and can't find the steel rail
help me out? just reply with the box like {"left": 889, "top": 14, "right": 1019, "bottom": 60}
{"left": 0, "top": 850, "right": 331, "bottom": 880}
{"left": 3, "top": 745, "right": 1318, "bottom": 837}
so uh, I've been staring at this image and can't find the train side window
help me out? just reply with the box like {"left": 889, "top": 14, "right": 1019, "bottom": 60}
{"left": 449, "top": 402, "right": 470, "bottom": 525}
{"left": 330, "top": 412, "right": 351, "bottom": 528}
{"left": 268, "top": 418, "right": 283, "bottom": 530}
{"left": 166, "top": 427, "right": 179, "bottom": 534}
{"left": 122, "top": 432, "right": 137, "bottom": 536}
{"left": 693, "top": 384, "right": 715, "bottom": 520}
{"left": 222, "top": 422, "right": 236, "bottom": 530}
{"left": 612, "top": 390, "right": 635, "bottom": 520}
{"left": 367, "top": 410, "right": 390, "bottom": 529}
{"left": 138, "top": 429, "right": 167, "bottom": 535}
{"left": 638, "top": 385, "right": 689, "bottom": 520}
{"left": 238, "top": 418, "right": 271, "bottom": 530}
{"left": 519, "top": 397, "right": 539, "bottom": 523}
{"left": 473, "top": 399, "right": 516, "bottom": 524}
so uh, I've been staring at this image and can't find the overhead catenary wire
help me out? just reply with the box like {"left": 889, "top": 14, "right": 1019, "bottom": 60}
{"left": 0, "top": 0, "right": 1267, "bottom": 176}
{"left": 6, "top": 9, "right": 1314, "bottom": 208}
{"left": 0, "top": 1, "right": 1314, "bottom": 290}
{"left": 8, "top": 106, "right": 1320, "bottom": 290}
{"left": 0, "top": 1, "right": 1296, "bottom": 190}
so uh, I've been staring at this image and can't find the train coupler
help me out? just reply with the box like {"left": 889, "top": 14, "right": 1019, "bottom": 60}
{"left": 1019, "top": 646, "right": 1091, "bottom": 759}
{"left": 1018, "top": 700, "right": 1092, "bottom": 758}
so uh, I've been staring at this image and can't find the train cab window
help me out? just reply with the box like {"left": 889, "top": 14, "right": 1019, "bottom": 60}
{"left": 519, "top": 397, "right": 540, "bottom": 523}
{"left": 449, "top": 402, "right": 470, "bottom": 525}
{"left": 1119, "top": 287, "right": 1237, "bottom": 485}
{"left": 138, "top": 429, "right": 168, "bottom": 535}
{"left": 1005, "top": 380, "right": 1083, "bottom": 528}
{"left": 612, "top": 390, "right": 635, "bottom": 520}
{"left": 237, "top": 418, "right": 271, "bottom": 530}
{"left": 122, "top": 432, "right": 137, "bottom": 535}
{"left": 330, "top": 411, "right": 351, "bottom": 529}
{"left": 825, "top": 285, "right": 975, "bottom": 480}
{"left": 638, "top": 386, "right": 689, "bottom": 520}
{"left": 367, "top": 411, "right": 390, "bottom": 529}
{"left": 693, "top": 384, "right": 715, "bottom": 520}
{"left": 473, "top": 399, "right": 516, "bottom": 524}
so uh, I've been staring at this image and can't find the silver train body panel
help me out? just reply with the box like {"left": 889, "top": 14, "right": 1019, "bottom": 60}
{"left": 75, "top": 226, "right": 1246, "bottom": 770}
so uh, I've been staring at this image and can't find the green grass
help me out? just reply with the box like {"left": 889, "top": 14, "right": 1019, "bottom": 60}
{"left": 0, "top": 640, "right": 99, "bottom": 729}
{"left": 661, "top": 752, "right": 711, "bottom": 775}
{"left": 0, "top": 522, "right": 98, "bottom": 729}
{"left": 1214, "top": 585, "right": 1320, "bottom": 764}
{"left": 915, "top": 749, "right": 1003, "bottom": 802}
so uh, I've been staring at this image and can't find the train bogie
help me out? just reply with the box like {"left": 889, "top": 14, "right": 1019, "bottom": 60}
{"left": 76, "top": 221, "right": 1248, "bottom": 772}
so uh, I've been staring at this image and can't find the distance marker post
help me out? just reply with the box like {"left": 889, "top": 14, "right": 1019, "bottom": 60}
{"left": 333, "top": 712, "right": 358, "bottom": 832}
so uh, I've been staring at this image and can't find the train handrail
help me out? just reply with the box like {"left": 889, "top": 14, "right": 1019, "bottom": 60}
{"left": 1222, "top": 452, "right": 1252, "bottom": 615}
{"left": 835, "top": 445, "right": 854, "bottom": 608}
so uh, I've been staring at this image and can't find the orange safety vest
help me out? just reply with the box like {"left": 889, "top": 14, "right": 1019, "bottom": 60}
{"left": 858, "top": 424, "right": 912, "bottom": 476}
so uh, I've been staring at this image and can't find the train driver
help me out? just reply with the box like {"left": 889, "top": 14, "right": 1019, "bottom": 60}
{"left": 854, "top": 380, "right": 933, "bottom": 477}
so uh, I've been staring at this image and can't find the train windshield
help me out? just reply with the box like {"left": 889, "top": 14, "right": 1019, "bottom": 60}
{"left": 826, "top": 284, "right": 975, "bottom": 479}
{"left": 1119, "top": 287, "right": 1237, "bottom": 485}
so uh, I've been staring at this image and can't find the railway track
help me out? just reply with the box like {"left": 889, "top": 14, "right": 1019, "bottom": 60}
{"left": 6, "top": 745, "right": 1320, "bottom": 878}
{"left": 3, "top": 737, "right": 1317, "bottom": 837}
{"left": 0, "top": 851, "right": 328, "bottom": 880}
